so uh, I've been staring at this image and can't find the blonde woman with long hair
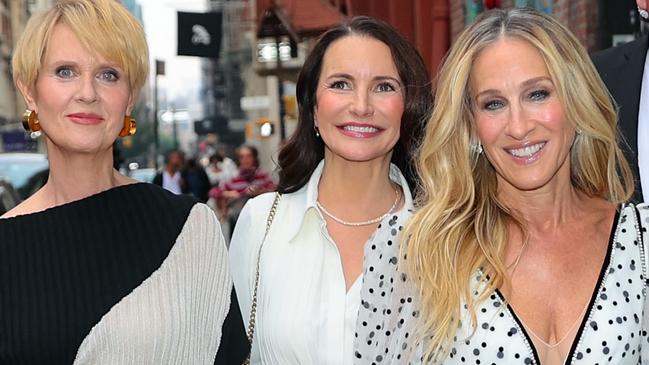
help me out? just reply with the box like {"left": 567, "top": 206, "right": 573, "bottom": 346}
{"left": 354, "top": 8, "right": 649, "bottom": 364}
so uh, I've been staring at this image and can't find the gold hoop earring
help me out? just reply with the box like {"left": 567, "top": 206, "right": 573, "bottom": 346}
{"left": 22, "top": 109, "right": 41, "bottom": 138}
{"left": 119, "top": 116, "right": 137, "bottom": 137}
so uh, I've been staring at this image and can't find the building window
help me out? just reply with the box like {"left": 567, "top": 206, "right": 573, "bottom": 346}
{"left": 515, "top": 0, "right": 553, "bottom": 14}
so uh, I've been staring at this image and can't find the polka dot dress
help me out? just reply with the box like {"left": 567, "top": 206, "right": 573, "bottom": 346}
{"left": 354, "top": 208, "right": 422, "bottom": 364}
{"left": 355, "top": 204, "right": 649, "bottom": 364}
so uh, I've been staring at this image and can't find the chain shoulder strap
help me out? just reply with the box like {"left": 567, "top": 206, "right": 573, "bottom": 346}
{"left": 244, "top": 192, "right": 281, "bottom": 364}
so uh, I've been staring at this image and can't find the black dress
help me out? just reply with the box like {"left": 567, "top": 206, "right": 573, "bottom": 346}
{"left": 0, "top": 183, "right": 248, "bottom": 364}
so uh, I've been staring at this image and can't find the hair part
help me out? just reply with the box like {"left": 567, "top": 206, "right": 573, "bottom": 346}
{"left": 404, "top": 7, "right": 633, "bottom": 362}
{"left": 12, "top": 0, "right": 149, "bottom": 94}
{"left": 277, "top": 16, "right": 432, "bottom": 193}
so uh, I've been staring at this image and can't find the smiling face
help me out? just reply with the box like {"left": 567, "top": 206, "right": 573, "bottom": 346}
{"left": 18, "top": 23, "right": 134, "bottom": 155}
{"left": 314, "top": 35, "right": 404, "bottom": 164}
{"left": 469, "top": 37, "right": 576, "bottom": 193}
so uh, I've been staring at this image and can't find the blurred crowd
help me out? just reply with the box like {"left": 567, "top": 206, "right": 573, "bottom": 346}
{"left": 153, "top": 144, "right": 275, "bottom": 240}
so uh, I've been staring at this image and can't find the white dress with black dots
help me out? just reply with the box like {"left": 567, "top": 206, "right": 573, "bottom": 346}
{"left": 355, "top": 203, "right": 649, "bottom": 364}
{"left": 231, "top": 161, "right": 415, "bottom": 365}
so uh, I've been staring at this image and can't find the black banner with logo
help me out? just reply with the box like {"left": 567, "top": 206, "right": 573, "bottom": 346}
{"left": 177, "top": 11, "right": 222, "bottom": 58}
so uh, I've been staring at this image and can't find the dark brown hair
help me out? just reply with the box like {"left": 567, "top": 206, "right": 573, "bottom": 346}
{"left": 277, "top": 16, "right": 432, "bottom": 193}
{"left": 236, "top": 144, "right": 259, "bottom": 168}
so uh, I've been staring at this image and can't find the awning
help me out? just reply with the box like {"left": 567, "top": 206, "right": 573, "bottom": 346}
{"left": 257, "top": 0, "right": 345, "bottom": 41}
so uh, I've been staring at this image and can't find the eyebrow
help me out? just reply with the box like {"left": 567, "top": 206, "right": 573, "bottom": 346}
{"left": 46, "top": 59, "right": 122, "bottom": 69}
{"left": 474, "top": 76, "right": 552, "bottom": 99}
{"left": 324, "top": 72, "right": 402, "bottom": 86}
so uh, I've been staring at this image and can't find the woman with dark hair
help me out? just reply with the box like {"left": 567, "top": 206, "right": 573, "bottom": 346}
{"left": 229, "top": 16, "right": 432, "bottom": 364}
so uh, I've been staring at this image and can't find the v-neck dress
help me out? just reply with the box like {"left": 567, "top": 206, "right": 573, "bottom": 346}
{"left": 354, "top": 203, "right": 649, "bottom": 364}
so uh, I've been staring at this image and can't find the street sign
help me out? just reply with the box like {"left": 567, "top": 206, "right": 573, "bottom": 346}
{"left": 177, "top": 11, "right": 223, "bottom": 58}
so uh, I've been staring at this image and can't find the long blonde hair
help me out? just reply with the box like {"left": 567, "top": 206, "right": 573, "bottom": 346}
{"left": 405, "top": 8, "right": 633, "bottom": 362}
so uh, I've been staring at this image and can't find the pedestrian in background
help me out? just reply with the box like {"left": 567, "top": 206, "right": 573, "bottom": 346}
{"left": 183, "top": 156, "right": 211, "bottom": 202}
{"left": 206, "top": 148, "right": 238, "bottom": 188}
{"left": 362, "top": 8, "right": 645, "bottom": 364}
{"left": 209, "top": 144, "right": 275, "bottom": 234}
{"left": 229, "top": 16, "right": 432, "bottom": 364}
{"left": 206, "top": 149, "right": 239, "bottom": 240}
{"left": 153, "top": 149, "right": 187, "bottom": 195}
{"left": 0, "top": 0, "right": 248, "bottom": 363}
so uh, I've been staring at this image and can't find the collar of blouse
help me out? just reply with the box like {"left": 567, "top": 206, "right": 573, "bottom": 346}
{"left": 279, "top": 159, "right": 414, "bottom": 242}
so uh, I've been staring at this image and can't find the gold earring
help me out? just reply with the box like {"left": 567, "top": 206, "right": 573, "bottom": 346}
{"left": 119, "top": 116, "right": 136, "bottom": 137}
{"left": 22, "top": 109, "right": 41, "bottom": 138}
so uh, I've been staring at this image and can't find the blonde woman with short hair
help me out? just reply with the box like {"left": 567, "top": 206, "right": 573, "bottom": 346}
{"left": 354, "top": 8, "right": 649, "bottom": 364}
{"left": 0, "top": 0, "right": 248, "bottom": 363}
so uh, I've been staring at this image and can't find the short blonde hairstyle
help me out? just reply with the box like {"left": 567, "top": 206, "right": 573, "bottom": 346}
{"left": 12, "top": 0, "right": 149, "bottom": 94}
{"left": 405, "top": 8, "right": 633, "bottom": 362}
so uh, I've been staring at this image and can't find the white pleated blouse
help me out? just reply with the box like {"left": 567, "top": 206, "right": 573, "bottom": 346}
{"left": 74, "top": 203, "right": 232, "bottom": 364}
{"left": 229, "top": 161, "right": 413, "bottom": 365}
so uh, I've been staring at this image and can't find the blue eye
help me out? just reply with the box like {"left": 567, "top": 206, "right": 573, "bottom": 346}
{"left": 483, "top": 99, "right": 505, "bottom": 111}
{"left": 55, "top": 67, "right": 75, "bottom": 78}
{"left": 529, "top": 89, "right": 549, "bottom": 101}
{"left": 98, "top": 70, "right": 119, "bottom": 82}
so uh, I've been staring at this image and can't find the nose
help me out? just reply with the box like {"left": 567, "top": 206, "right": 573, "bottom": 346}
{"left": 76, "top": 75, "right": 98, "bottom": 103}
{"left": 505, "top": 103, "right": 534, "bottom": 140}
{"left": 349, "top": 88, "right": 374, "bottom": 117}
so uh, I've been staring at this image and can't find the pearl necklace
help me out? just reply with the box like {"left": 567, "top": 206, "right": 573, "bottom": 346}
{"left": 316, "top": 189, "right": 400, "bottom": 227}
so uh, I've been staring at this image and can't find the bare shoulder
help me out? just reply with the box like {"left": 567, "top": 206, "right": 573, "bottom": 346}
{"left": 0, "top": 188, "right": 49, "bottom": 219}
{"left": 583, "top": 197, "right": 619, "bottom": 234}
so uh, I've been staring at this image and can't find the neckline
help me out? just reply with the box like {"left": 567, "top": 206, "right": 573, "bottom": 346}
{"left": 346, "top": 274, "right": 363, "bottom": 296}
{"left": 521, "top": 299, "right": 589, "bottom": 348}
{"left": 494, "top": 207, "right": 621, "bottom": 365}
{"left": 0, "top": 182, "right": 148, "bottom": 222}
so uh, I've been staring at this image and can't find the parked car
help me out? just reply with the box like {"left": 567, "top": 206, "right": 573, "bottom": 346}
{"left": 129, "top": 167, "right": 157, "bottom": 183}
{"left": 0, "top": 152, "right": 49, "bottom": 200}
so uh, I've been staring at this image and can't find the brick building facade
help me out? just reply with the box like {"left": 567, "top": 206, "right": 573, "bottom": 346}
{"left": 257, "top": 1, "right": 637, "bottom": 80}
{"left": 449, "top": 0, "right": 636, "bottom": 53}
